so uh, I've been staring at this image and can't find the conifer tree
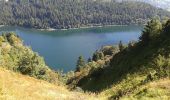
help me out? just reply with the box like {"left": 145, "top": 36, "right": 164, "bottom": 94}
{"left": 140, "top": 18, "right": 162, "bottom": 42}
{"left": 119, "top": 41, "right": 124, "bottom": 51}
{"left": 76, "top": 56, "right": 85, "bottom": 72}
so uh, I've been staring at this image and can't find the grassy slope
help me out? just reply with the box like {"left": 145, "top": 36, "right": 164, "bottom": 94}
{"left": 98, "top": 78, "right": 170, "bottom": 100}
{"left": 0, "top": 64, "right": 169, "bottom": 100}
{"left": 120, "top": 78, "right": 170, "bottom": 100}
{"left": 69, "top": 26, "right": 170, "bottom": 99}
{"left": 0, "top": 68, "right": 98, "bottom": 100}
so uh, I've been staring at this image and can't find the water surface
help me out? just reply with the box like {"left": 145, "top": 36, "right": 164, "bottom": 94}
{"left": 0, "top": 26, "right": 142, "bottom": 72}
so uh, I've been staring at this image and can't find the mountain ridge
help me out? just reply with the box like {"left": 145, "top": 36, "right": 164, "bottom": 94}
{"left": 117, "top": 0, "right": 170, "bottom": 11}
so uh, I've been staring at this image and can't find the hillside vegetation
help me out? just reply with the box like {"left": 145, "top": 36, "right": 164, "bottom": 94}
{"left": 0, "top": 32, "right": 59, "bottom": 83}
{"left": 68, "top": 18, "right": 170, "bottom": 99}
{"left": 0, "top": 67, "right": 168, "bottom": 100}
{"left": 120, "top": 78, "right": 170, "bottom": 100}
{"left": 0, "top": 0, "right": 170, "bottom": 29}
{"left": 0, "top": 68, "right": 97, "bottom": 100}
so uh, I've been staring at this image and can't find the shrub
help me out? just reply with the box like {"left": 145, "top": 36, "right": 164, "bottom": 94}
{"left": 152, "top": 55, "right": 170, "bottom": 78}
{"left": 101, "top": 46, "right": 119, "bottom": 56}
{"left": 92, "top": 51, "right": 104, "bottom": 61}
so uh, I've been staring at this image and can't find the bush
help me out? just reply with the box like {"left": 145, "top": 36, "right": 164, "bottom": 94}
{"left": 101, "top": 46, "right": 119, "bottom": 56}
{"left": 92, "top": 51, "right": 104, "bottom": 61}
{"left": 152, "top": 54, "right": 170, "bottom": 78}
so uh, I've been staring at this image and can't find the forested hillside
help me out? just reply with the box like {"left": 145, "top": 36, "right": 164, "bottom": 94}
{"left": 0, "top": 33, "right": 60, "bottom": 83}
{"left": 0, "top": 0, "right": 170, "bottom": 29}
{"left": 68, "top": 18, "right": 170, "bottom": 99}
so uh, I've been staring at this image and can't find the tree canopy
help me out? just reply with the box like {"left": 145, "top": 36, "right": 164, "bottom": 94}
{"left": 140, "top": 18, "right": 162, "bottom": 42}
{"left": 0, "top": 0, "right": 169, "bottom": 29}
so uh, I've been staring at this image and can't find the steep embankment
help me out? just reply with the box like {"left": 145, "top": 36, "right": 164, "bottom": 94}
{"left": 0, "top": 68, "right": 97, "bottom": 100}
{"left": 0, "top": 32, "right": 59, "bottom": 83}
{"left": 68, "top": 18, "right": 170, "bottom": 99}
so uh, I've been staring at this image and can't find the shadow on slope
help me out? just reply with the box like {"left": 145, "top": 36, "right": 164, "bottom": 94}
{"left": 76, "top": 33, "right": 170, "bottom": 93}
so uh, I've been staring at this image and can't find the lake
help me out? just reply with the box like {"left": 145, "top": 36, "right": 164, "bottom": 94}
{"left": 0, "top": 25, "right": 142, "bottom": 72}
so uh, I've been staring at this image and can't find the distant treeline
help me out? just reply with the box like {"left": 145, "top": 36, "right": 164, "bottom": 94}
{"left": 0, "top": 0, "right": 169, "bottom": 29}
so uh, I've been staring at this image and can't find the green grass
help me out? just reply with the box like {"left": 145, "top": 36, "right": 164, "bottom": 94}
{"left": 121, "top": 78, "right": 170, "bottom": 100}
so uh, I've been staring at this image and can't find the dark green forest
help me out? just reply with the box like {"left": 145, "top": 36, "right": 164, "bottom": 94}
{"left": 0, "top": 0, "right": 170, "bottom": 29}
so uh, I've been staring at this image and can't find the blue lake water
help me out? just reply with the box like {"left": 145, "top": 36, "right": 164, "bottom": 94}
{"left": 0, "top": 25, "right": 142, "bottom": 72}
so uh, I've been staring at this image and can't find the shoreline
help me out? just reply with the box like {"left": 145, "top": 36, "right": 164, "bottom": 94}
{"left": 0, "top": 24, "right": 137, "bottom": 31}
{"left": 37, "top": 24, "right": 129, "bottom": 31}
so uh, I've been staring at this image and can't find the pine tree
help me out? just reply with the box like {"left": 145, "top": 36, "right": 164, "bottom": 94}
{"left": 76, "top": 56, "right": 85, "bottom": 72}
{"left": 119, "top": 41, "right": 124, "bottom": 51}
{"left": 140, "top": 18, "right": 162, "bottom": 42}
